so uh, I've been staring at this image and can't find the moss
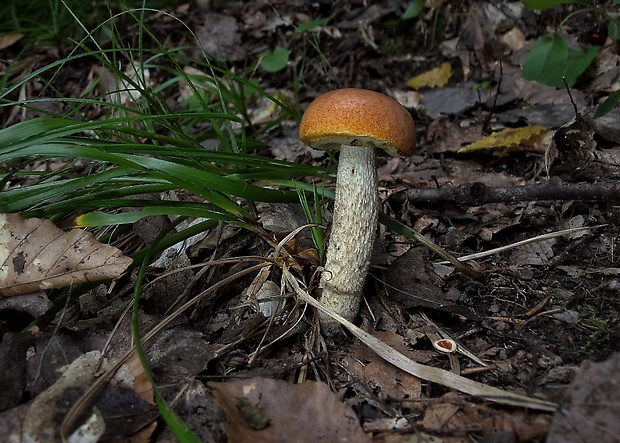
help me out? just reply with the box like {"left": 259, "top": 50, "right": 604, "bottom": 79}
{"left": 578, "top": 305, "right": 610, "bottom": 355}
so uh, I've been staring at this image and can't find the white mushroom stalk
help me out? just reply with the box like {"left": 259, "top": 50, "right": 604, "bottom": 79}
{"left": 299, "top": 88, "right": 416, "bottom": 335}
{"left": 319, "top": 145, "right": 378, "bottom": 332}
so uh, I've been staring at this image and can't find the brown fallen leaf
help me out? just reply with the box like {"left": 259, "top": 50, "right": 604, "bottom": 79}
{"left": 209, "top": 377, "right": 372, "bottom": 443}
{"left": 547, "top": 353, "right": 620, "bottom": 443}
{"left": 419, "top": 393, "right": 463, "bottom": 431}
{"left": 0, "top": 34, "right": 24, "bottom": 50}
{"left": 0, "top": 332, "right": 35, "bottom": 412}
{"left": 545, "top": 113, "right": 596, "bottom": 178}
{"left": 347, "top": 323, "right": 423, "bottom": 403}
{"left": 0, "top": 213, "right": 132, "bottom": 297}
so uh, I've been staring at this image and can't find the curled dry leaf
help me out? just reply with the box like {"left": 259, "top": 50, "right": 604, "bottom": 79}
{"left": 545, "top": 113, "right": 596, "bottom": 178}
{"left": 0, "top": 213, "right": 132, "bottom": 297}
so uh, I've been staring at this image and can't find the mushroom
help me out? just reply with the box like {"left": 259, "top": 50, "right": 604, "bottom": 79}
{"left": 299, "top": 88, "right": 416, "bottom": 334}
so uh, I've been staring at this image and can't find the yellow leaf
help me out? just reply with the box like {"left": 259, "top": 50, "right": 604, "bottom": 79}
{"left": 458, "top": 126, "right": 552, "bottom": 154}
{"left": 406, "top": 62, "right": 452, "bottom": 90}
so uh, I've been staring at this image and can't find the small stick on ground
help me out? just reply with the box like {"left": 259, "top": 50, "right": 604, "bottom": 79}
{"left": 396, "top": 176, "right": 620, "bottom": 206}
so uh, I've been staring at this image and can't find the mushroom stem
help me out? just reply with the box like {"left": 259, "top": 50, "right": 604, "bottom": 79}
{"left": 319, "top": 145, "right": 379, "bottom": 334}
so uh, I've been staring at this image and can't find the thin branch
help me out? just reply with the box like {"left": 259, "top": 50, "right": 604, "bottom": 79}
{"left": 397, "top": 177, "right": 620, "bottom": 206}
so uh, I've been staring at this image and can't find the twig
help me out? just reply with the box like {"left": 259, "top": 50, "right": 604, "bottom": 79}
{"left": 396, "top": 177, "right": 620, "bottom": 206}
{"left": 436, "top": 225, "right": 604, "bottom": 265}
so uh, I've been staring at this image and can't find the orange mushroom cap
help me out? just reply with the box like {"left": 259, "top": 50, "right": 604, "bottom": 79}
{"left": 299, "top": 88, "right": 416, "bottom": 157}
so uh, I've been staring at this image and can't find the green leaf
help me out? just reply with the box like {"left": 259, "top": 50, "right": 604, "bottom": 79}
{"left": 75, "top": 206, "right": 239, "bottom": 227}
{"left": 260, "top": 47, "right": 289, "bottom": 73}
{"left": 403, "top": 0, "right": 425, "bottom": 20}
{"left": 522, "top": 34, "right": 599, "bottom": 88}
{"left": 594, "top": 90, "right": 620, "bottom": 119}
{"left": 472, "top": 80, "right": 492, "bottom": 92}
{"left": 609, "top": 18, "right": 620, "bottom": 41}
{"left": 521, "top": 0, "right": 592, "bottom": 9}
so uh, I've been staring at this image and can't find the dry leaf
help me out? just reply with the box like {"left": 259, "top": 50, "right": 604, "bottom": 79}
{"left": 545, "top": 114, "right": 596, "bottom": 177}
{"left": 459, "top": 125, "right": 552, "bottom": 155}
{"left": 547, "top": 353, "right": 620, "bottom": 443}
{"left": 406, "top": 62, "right": 452, "bottom": 90}
{"left": 8, "top": 351, "right": 157, "bottom": 442}
{"left": 0, "top": 34, "right": 24, "bottom": 50}
{"left": 0, "top": 291, "right": 52, "bottom": 318}
{"left": 0, "top": 332, "right": 34, "bottom": 411}
{"left": 419, "top": 393, "right": 463, "bottom": 430}
{"left": 94, "top": 63, "right": 151, "bottom": 105}
{"left": 510, "top": 239, "right": 557, "bottom": 266}
{"left": 500, "top": 26, "right": 526, "bottom": 52}
{"left": 347, "top": 326, "right": 422, "bottom": 402}
{"left": 0, "top": 213, "right": 132, "bottom": 297}
{"left": 209, "top": 377, "right": 371, "bottom": 443}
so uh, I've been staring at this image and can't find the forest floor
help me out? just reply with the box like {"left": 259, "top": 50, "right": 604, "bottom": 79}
{"left": 1, "top": 1, "right": 620, "bottom": 442}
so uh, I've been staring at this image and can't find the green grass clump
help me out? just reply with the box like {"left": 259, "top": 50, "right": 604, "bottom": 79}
{"left": 1, "top": 0, "right": 136, "bottom": 46}
{"left": 1, "top": 4, "right": 331, "bottom": 441}
{"left": 0, "top": 6, "right": 328, "bottom": 242}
